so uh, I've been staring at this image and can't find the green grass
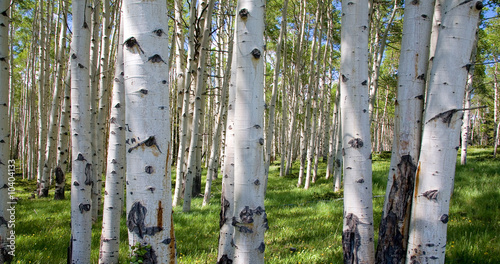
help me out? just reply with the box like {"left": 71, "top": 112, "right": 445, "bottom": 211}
{"left": 10, "top": 147, "right": 500, "bottom": 263}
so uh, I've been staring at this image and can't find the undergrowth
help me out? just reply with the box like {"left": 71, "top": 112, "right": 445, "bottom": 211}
{"left": 9, "top": 147, "right": 500, "bottom": 263}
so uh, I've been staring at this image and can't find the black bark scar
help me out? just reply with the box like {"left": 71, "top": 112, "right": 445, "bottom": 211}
{"left": 128, "top": 136, "right": 162, "bottom": 153}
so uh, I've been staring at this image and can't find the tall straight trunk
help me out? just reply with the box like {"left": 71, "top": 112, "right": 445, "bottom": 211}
{"left": 89, "top": 0, "right": 102, "bottom": 221}
{"left": 265, "top": 0, "right": 288, "bottom": 173}
{"left": 40, "top": 6, "right": 69, "bottom": 197}
{"left": 231, "top": 1, "right": 267, "bottom": 262}
{"left": 99, "top": 18, "right": 125, "bottom": 263}
{"left": 36, "top": 0, "right": 49, "bottom": 198}
{"left": 55, "top": 71, "right": 71, "bottom": 200}
{"left": 406, "top": 1, "right": 482, "bottom": 263}
{"left": 182, "top": 0, "right": 215, "bottom": 212}
{"left": 69, "top": 1, "right": 93, "bottom": 262}
{"left": 368, "top": 0, "right": 398, "bottom": 122}
{"left": 376, "top": 2, "right": 434, "bottom": 260}
{"left": 285, "top": 1, "right": 306, "bottom": 175}
{"left": 340, "top": 0, "right": 375, "bottom": 262}
{"left": 0, "top": 1, "right": 11, "bottom": 261}
{"left": 203, "top": 38, "right": 234, "bottom": 207}
{"left": 173, "top": 0, "right": 197, "bottom": 207}
{"left": 461, "top": 37, "right": 479, "bottom": 164}
{"left": 96, "top": 0, "right": 114, "bottom": 213}
{"left": 122, "top": 0, "right": 176, "bottom": 262}
{"left": 304, "top": 3, "right": 323, "bottom": 189}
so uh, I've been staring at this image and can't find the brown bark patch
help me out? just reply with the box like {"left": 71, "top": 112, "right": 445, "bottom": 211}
{"left": 157, "top": 201, "right": 163, "bottom": 228}
{"left": 376, "top": 155, "right": 417, "bottom": 263}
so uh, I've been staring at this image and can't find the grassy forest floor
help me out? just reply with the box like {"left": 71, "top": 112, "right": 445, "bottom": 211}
{"left": 10, "top": 147, "right": 500, "bottom": 263}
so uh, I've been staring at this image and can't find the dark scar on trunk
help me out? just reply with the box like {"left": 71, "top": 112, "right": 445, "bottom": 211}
{"left": 79, "top": 203, "right": 91, "bottom": 214}
{"left": 343, "top": 213, "right": 361, "bottom": 264}
{"left": 348, "top": 138, "right": 364, "bottom": 148}
{"left": 148, "top": 54, "right": 166, "bottom": 64}
{"left": 127, "top": 202, "right": 163, "bottom": 239}
{"left": 217, "top": 254, "right": 233, "bottom": 264}
{"left": 128, "top": 136, "right": 162, "bottom": 153}
{"left": 220, "top": 196, "right": 231, "bottom": 228}
{"left": 84, "top": 163, "right": 92, "bottom": 186}
{"left": 124, "top": 37, "right": 144, "bottom": 54}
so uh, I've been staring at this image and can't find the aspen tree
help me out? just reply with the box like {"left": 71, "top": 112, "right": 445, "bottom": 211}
{"left": 203, "top": 37, "right": 233, "bottom": 207}
{"left": 122, "top": 0, "right": 176, "bottom": 262}
{"left": 461, "top": 37, "right": 479, "bottom": 165}
{"left": 340, "top": 0, "right": 375, "bottom": 262}
{"left": 69, "top": 0, "right": 93, "bottom": 262}
{"left": 173, "top": 0, "right": 197, "bottom": 207}
{"left": 230, "top": 1, "right": 267, "bottom": 262}
{"left": 285, "top": 1, "right": 306, "bottom": 175}
{"left": 217, "top": 50, "right": 236, "bottom": 263}
{"left": 406, "top": 1, "right": 482, "bottom": 263}
{"left": 377, "top": 3, "right": 434, "bottom": 260}
{"left": 99, "top": 18, "right": 125, "bottom": 264}
{"left": 0, "top": 0, "right": 11, "bottom": 261}
{"left": 265, "top": 0, "right": 288, "bottom": 174}
{"left": 55, "top": 72, "right": 70, "bottom": 200}
{"left": 182, "top": 0, "right": 215, "bottom": 212}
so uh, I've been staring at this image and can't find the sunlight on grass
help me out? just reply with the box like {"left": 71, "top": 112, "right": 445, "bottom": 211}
{"left": 10, "top": 147, "right": 500, "bottom": 263}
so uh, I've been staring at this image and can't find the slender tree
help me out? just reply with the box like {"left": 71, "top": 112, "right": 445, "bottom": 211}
{"left": 406, "top": 1, "right": 482, "bottom": 263}
{"left": 69, "top": 0, "right": 93, "bottom": 262}
{"left": 340, "top": 0, "right": 375, "bottom": 262}
{"left": 376, "top": 0, "right": 434, "bottom": 262}
{"left": 99, "top": 16, "right": 125, "bottom": 264}
{"left": 122, "top": 0, "right": 176, "bottom": 262}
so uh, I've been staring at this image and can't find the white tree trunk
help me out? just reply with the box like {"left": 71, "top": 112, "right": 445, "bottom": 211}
{"left": 217, "top": 50, "right": 237, "bottom": 263}
{"left": 230, "top": 1, "right": 267, "bottom": 263}
{"left": 172, "top": 0, "right": 196, "bottom": 207}
{"left": 376, "top": 0, "right": 434, "bottom": 262}
{"left": 406, "top": 1, "right": 482, "bottom": 263}
{"left": 340, "top": 0, "right": 375, "bottom": 262}
{"left": 182, "top": 0, "right": 215, "bottom": 212}
{"left": 123, "top": 0, "right": 176, "bottom": 262}
{"left": 99, "top": 17, "right": 125, "bottom": 264}
{"left": 55, "top": 71, "right": 71, "bottom": 200}
{"left": 0, "top": 1, "right": 12, "bottom": 261}
{"left": 69, "top": 1, "right": 93, "bottom": 262}
{"left": 203, "top": 37, "right": 233, "bottom": 207}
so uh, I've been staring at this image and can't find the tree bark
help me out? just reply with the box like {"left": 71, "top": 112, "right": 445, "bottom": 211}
{"left": 231, "top": 1, "right": 267, "bottom": 263}
{"left": 406, "top": 1, "right": 482, "bottom": 263}
{"left": 123, "top": 0, "right": 176, "bottom": 262}
{"left": 69, "top": 0, "right": 93, "bottom": 261}
{"left": 376, "top": 1, "right": 434, "bottom": 262}
{"left": 340, "top": 0, "right": 375, "bottom": 262}
{"left": 99, "top": 16, "right": 125, "bottom": 263}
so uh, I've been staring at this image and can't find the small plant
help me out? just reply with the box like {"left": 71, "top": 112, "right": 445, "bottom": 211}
{"left": 129, "top": 242, "right": 152, "bottom": 264}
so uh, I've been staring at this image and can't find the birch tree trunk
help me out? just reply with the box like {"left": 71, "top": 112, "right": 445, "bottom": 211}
{"left": 265, "top": 0, "right": 288, "bottom": 174}
{"left": 123, "top": 0, "right": 176, "bottom": 262}
{"left": 99, "top": 17, "right": 125, "bottom": 264}
{"left": 376, "top": 1, "right": 434, "bottom": 262}
{"left": 460, "top": 38, "right": 479, "bottom": 164}
{"left": 0, "top": 1, "right": 12, "bottom": 261}
{"left": 182, "top": 0, "right": 215, "bottom": 212}
{"left": 69, "top": 1, "right": 93, "bottom": 262}
{"left": 217, "top": 49, "right": 236, "bottom": 263}
{"left": 340, "top": 0, "right": 375, "bottom": 262}
{"left": 172, "top": 0, "right": 197, "bottom": 207}
{"left": 406, "top": 1, "right": 482, "bottom": 263}
{"left": 230, "top": 1, "right": 267, "bottom": 263}
{"left": 55, "top": 71, "right": 71, "bottom": 200}
{"left": 203, "top": 37, "right": 233, "bottom": 207}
